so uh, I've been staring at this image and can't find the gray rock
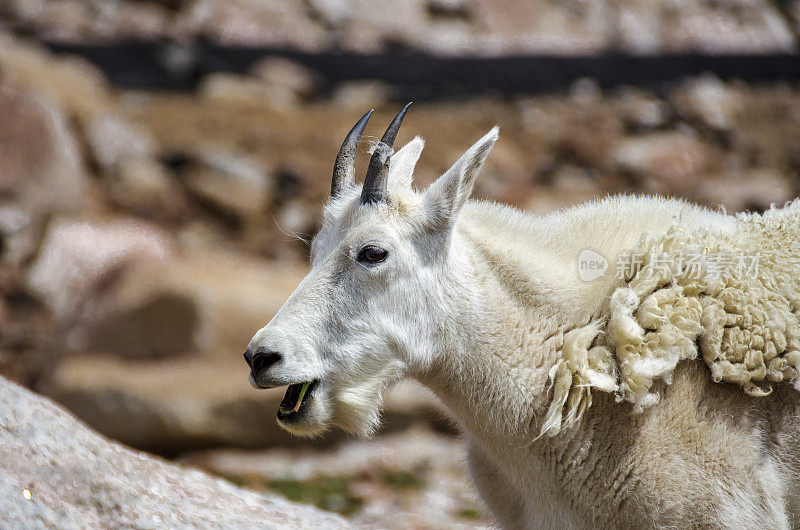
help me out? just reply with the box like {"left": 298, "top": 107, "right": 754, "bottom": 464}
{"left": 182, "top": 148, "right": 271, "bottom": 219}
{"left": 672, "top": 75, "right": 743, "bottom": 131}
{"left": 250, "top": 57, "right": 320, "bottom": 99}
{"left": 86, "top": 251, "right": 303, "bottom": 360}
{"left": 84, "top": 112, "right": 157, "bottom": 171}
{"left": 44, "top": 356, "right": 307, "bottom": 453}
{"left": 0, "top": 84, "right": 89, "bottom": 267}
{"left": 112, "top": 156, "right": 185, "bottom": 217}
{"left": 0, "top": 85, "right": 87, "bottom": 214}
{"left": 696, "top": 169, "right": 794, "bottom": 212}
{"left": 26, "top": 218, "right": 171, "bottom": 319}
{"left": 199, "top": 72, "right": 298, "bottom": 109}
{"left": 612, "top": 131, "right": 711, "bottom": 191}
{"left": 0, "top": 375, "right": 348, "bottom": 528}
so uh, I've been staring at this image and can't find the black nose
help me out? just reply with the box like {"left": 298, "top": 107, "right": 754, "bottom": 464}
{"left": 243, "top": 348, "right": 282, "bottom": 373}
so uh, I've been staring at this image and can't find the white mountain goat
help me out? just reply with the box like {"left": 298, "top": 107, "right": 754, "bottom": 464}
{"left": 244, "top": 104, "right": 800, "bottom": 528}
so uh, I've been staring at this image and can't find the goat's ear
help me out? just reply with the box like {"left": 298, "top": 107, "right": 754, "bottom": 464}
{"left": 422, "top": 127, "right": 498, "bottom": 231}
{"left": 389, "top": 136, "right": 425, "bottom": 190}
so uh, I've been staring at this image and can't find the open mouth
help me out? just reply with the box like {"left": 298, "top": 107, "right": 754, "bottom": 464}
{"left": 277, "top": 380, "right": 319, "bottom": 421}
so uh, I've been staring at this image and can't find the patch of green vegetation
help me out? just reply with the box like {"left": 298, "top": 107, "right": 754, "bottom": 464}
{"left": 265, "top": 476, "right": 364, "bottom": 516}
{"left": 455, "top": 506, "right": 483, "bottom": 520}
{"left": 220, "top": 474, "right": 246, "bottom": 487}
{"left": 380, "top": 470, "right": 426, "bottom": 490}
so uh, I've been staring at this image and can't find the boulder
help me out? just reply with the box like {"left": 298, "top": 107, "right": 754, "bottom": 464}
{"left": 790, "top": 1, "right": 800, "bottom": 37}
{"left": 660, "top": 0, "right": 795, "bottom": 53}
{"left": 671, "top": 75, "right": 743, "bottom": 132}
{"left": 112, "top": 156, "right": 186, "bottom": 218}
{"left": 0, "top": 85, "right": 89, "bottom": 267}
{"left": 612, "top": 131, "right": 710, "bottom": 192}
{"left": 199, "top": 72, "right": 298, "bottom": 110}
{"left": 181, "top": 148, "right": 271, "bottom": 221}
{"left": 43, "top": 356, "right": 303, "bottom": 454}
{"left": 88, "top": 251, "right": 304, "bottom": 360}
{"left": 26, "top": 218, "right": 171, "bottom": 320}
{"left": 183, "top": 0, "right": 327, "bottom": 50}
{"left": 0, "top": 33, "right": 112, "bottom": 120}
{"left": 0, "top": 85, "right": 87, "bottom": 216}
{"left": 250, "top": 56, "right": 321, "bottom": 99}
{"left": 695, "top": 169, "right": 794, "bottom": 213}
{"left": 0, "top": 375, "right": 347, "bottom": 528}
{"left": 615, "top": 0, "right": 796, "bottom": 53}
{"left": 84, "top": 112, "right": 157, "bottom": 171}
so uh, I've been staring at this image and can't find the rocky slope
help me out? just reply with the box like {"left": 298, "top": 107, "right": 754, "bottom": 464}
{"left": 2, "top": 26, "right": 800, "bottom": 527}
{"left": 2, "top": 31, "right": 800, "bottom": 456}
{"left": 2, "top": 0, "right": 798, "bottom": 54}
{"left": 0, "top": 375, "right": 347, "bottom": 528}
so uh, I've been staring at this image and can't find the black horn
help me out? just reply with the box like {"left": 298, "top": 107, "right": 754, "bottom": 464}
{"left": 360, "top": 102, "right": 412, "bottom": 205}
{"left": 331, "top": 109, "right": 373, "bottom": 198}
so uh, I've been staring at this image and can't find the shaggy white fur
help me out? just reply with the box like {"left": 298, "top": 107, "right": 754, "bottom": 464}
{"left": 248, "top": 126, "right": 800, "bottom": 528}
{"left": 544, "top": 200, "right": 800, "bottom": 436}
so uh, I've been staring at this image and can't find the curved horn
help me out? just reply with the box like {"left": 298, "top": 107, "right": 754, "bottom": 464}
{"left": 361, "top": 102, "right": 412, "bottom": 204}
{"left": 331, "top": 109, "right": 373, "bottom": 198}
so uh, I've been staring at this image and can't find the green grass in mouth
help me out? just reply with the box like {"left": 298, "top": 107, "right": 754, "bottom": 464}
{"left": 293, "top": 381, "right": 312, "bottom": 412}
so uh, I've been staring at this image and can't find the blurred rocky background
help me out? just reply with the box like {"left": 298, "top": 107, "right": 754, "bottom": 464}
{"left": 1, "top": 0, "right": 799, "bottom": 528}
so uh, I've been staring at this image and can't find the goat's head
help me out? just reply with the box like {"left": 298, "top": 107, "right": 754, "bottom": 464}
{"left": 244, "top": 104, "right": 498, "bottom": 437}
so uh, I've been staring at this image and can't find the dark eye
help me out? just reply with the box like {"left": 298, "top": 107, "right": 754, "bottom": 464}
{"left": 357, "top": 245, "right": 388, "bottom": 264}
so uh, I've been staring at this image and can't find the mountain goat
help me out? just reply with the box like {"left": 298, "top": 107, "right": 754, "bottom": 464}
{"left": 244, "top": 104, "right": 800, "bottom": 528}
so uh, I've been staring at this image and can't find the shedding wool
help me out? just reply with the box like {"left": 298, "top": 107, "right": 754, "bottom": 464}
{"left": 543, "top": 200, "right": 800, "bottom": 436}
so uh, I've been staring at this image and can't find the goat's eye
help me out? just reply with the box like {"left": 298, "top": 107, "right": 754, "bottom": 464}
{"left": 357, "top": 245, "right": 388, "bottom": 264}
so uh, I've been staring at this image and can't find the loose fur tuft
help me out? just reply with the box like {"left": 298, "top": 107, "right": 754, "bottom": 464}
{"left": 541, "top": 200, "right": 800, "bottom": 435}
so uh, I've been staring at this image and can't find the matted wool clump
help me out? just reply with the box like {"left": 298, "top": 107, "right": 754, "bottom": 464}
{"left": 543, "top": 201, "right": 800, "bottom": 436}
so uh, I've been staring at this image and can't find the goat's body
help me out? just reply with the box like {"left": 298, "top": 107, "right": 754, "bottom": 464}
{"left": 247, "top": 116, "right": 800, "bottom": 528}
{"left": 415, "top": 196, "right": 800, "bottom": 528}
{"left": 467, "top": 361, "right": 800, "bottom": 528}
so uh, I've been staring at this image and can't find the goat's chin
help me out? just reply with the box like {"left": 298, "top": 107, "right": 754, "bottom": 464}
{"left": 276, "top": 398, "right": 332, "bottom": 438}
{"left": 278, "top": 420, "right": 329, "bottom": 438}
{"left": 275, "top": 385, "right": 383, "bottom": 438}
{"left": 278, "top": 373, "right": 399, "bottom": 438}
{"left": 330, "top": 385, "right": 386, "bottom": 438}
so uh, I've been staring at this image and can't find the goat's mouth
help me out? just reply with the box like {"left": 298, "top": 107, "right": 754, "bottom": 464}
{"left": 276, "top": 380, "right": 319, "bottom": 421}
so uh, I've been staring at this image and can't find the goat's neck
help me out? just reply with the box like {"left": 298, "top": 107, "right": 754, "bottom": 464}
{"left": 414, "top": 217, "right": 590, "bottom": 446}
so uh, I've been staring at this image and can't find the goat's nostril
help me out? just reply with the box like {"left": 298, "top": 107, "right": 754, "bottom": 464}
{"left": 250, "top": 351, "right": 281, "bottom": 373}
{"left": 243, "top": 347, "right": 257, "bottom": 368}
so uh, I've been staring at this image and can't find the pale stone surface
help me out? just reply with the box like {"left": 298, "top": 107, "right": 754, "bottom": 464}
{"left": 0, "top": 33, "right": 112, "bottom": 118}
{"left": 26, "top": 218, "right": 171, "bottom": 319}
{"left": 672, "top": 75, "right": 744, "bottom": 131}
{"left": 0, "top": 375, "right": 348, "bottom": 528}
{"left": 613, "top": 131, "right": 711, "bottom": 190}
{"left": 0, "top": 85, "right": 87, "bottom": 217}
{"left": 0, "top": 84, "right": 90, "bottom": 267}
{"left": 84, "top": 112, "right": 157, "bottom": 171}
{"left": 182, "top": 149, "right": 271, "bottom": 219}
{"left": 95, "top": 251, "right": 305, "bottom": 359}
{"left": 696, "top": 169, "right": 795, "bottom": 212}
